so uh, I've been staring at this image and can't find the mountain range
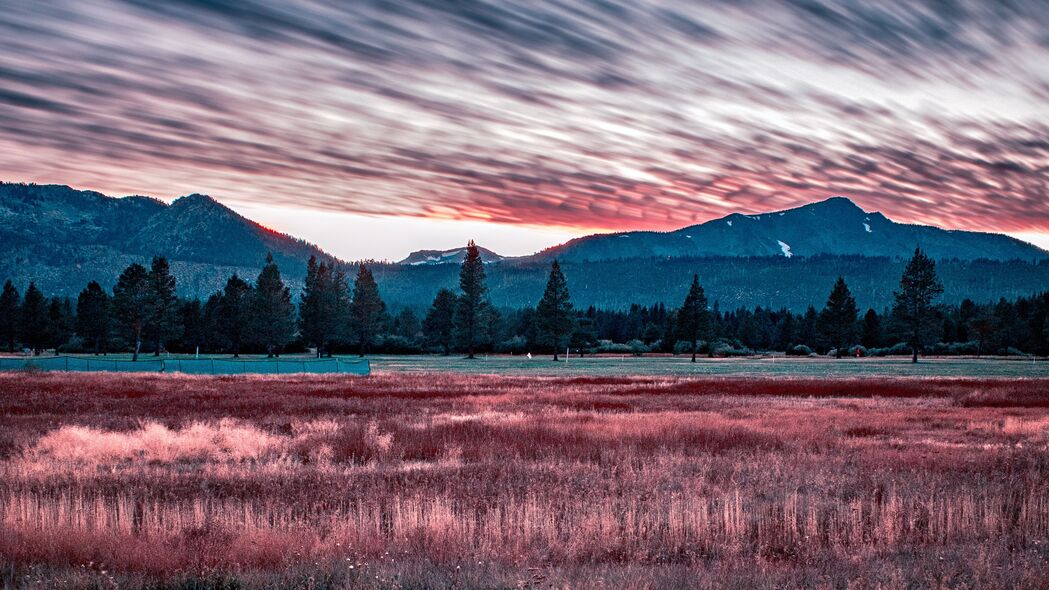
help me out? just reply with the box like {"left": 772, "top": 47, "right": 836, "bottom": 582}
{"left": 532, "top": 196, "right": 1047, "bottom": 263}
{"left": 2, "top": 182, "right": 1047, "bottom": 310}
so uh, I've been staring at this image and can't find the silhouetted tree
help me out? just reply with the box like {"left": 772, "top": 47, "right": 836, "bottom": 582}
{"left": 112, "top": 263, "right": 151, "bottom": 361}
{"left": 47, "top": 297, "right": 74, "bottom": 352}
{"left": 893, "top": 248, "right": 944, "bottom": 363}
{"left": 202, "top": 293, "right": 227, "bottom": 352}
{"left": 0, "top": 280, "right": 20, "bottom": 352}
{"left": 179, "top": 299, "right": 204, "bottom": 354}
{"left": 861, "top": 308, "right": 881, "bottom": 349}
{"left": 455, "top": 241, "right": 489, "bottom": 359}
{"left": 76, "top": 281, "right": 110, "bottom": 355}
{"left": 423, "top": 288, "right": 457, "bottom": 355}
{"left": 299, "top": 257, "right": 348, "bottom": 357}
{"left": 20, "top": 282, "right": 48, "bottom": 354}
{"left": 570, "top": 308, "right": 598, "bottom": 357}
{"left": 818, "top": 277, "right": 858, "bottom": 358}
{"left": 146, "top": 256, "right": 180, "bottom": 355}
{"left": 350, "top": 264, "right": 386, "bottom": 356}
{"left": 218, "top": 274, "right": 252, "bottom": 357}
{"left": 676, "top": 274, "right": 711, "bottom": 362}
{"left": 535, "top": 260, "right": 574, "bottom": 360}
{"left": 249, "top": 253, "right": 296, "bottom": 356}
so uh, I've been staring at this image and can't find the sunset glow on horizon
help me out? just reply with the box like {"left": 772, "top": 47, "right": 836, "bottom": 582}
{"left": 1, "top": 1, "right": 1047, "bottom": 258}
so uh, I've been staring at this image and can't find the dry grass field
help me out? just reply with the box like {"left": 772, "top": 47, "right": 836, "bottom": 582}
{"left": 2, "top": 371, "right": 1049, "bottom": 589}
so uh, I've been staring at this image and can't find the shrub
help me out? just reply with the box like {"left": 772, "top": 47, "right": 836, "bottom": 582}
{"left": 785, "top": 344, "right": 813, "bottom": 356}
{"left": 847, "top": 345, "right": 867, "bottom": 357}
{"left": 56, "top": 335, "right": 88, "bottom": 353}
{"left": 595, "top": 340, "right": 632, "bottom": 354}
{"left": 626, "top": 340, "right": 649, "bottom": 356}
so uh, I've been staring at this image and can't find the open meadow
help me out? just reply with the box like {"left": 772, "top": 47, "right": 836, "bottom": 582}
{"left": 2, "top": 367, "right": 1049, "bottom": 589}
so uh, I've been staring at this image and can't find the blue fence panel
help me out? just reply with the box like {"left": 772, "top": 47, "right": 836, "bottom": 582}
{"left": 0, "top": 355, "right": 369, "bottom": 375}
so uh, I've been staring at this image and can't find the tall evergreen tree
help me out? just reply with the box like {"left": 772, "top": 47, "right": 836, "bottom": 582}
{"left": 218, "top": 274, "right": 252, "bottom": 357}
{"left": 76, "top": 281, "right": 110, "bottom": 355}
{"left": 202, "top": 293, "right": 227, "bottom": 352}
{"left": 146, "top": 256, "right": 180, "bottom": 355}
{"left": 179, "top": 299, "right": 205, "bottom": 354}
{"left": 47, "top": 297, "right": 74, "bottom": 352}
{"left": 892, "top": 248, "right": 944, "bottom": 363}
{"left": 112, "top": 263, "right": 151, "bottom": 361}
{"left": 20, "top": 282, "right": 48, "bottom": 355}
{"left": 299, "top": 256, "right": 323, "bottom": 356}
{"left": 861, "top": 308, "right": 881, "bottom": 349}
{"left": 535, "top": 260, "right": 574, "bottom": 360}
{"left": 818, "top": 277, "right": 858, "bottom": 358}
{"left": 299, "top": 257, "right": 348, "bottom": 357}
{"left": 570, "top": 309, "right": 599, "bottom": 357}
{"left": 350, "top": 264, "right": 386, "bottom": 356}
{"left": 0, "top": 280, "right": 20, "bottom": 352}
{"left": 774, "top": 311, "right": 796, "bottom": 351}
{"left": 675, "top": 274, "right": 711, "bottom": 361}
{"left": 423, "top": 288, "right": 457, "bottom": 355}
{"left": 455, "top": 240, "right": 489, "bottom": 359}
{"left": 249, "top": 253, "right": 296, "bottom": 356}
{"left": 798, "top": 306, "right": 818, "bottom": 349}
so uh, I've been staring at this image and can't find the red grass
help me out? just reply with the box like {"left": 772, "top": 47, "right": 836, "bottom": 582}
{"left": 1, "top": 372, "right": 1048, "bottom": 589}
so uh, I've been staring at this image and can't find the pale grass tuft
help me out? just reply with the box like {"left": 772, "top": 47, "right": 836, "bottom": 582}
{"left": 22, "top": 419, "right": 286, "bottom": 465}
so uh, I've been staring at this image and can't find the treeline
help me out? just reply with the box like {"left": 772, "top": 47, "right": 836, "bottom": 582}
{"left": 2, "top": 244, "right": 1048, "bottom": 360}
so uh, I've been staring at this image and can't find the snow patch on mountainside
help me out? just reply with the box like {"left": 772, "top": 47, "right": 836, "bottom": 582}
{"left": 778, "top": 240, "right": 793, "bottom": 258}
{"left": 863, "top": 223, "right": 872, "bottom": 233}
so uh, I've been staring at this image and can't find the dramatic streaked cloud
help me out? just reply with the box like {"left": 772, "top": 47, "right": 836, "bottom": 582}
{"left": 1, "top": 0, "right": 1047, "bottom": 251}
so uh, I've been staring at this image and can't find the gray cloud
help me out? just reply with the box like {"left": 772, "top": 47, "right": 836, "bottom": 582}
{"left": 0, "top": 0, "right": 1046, "bottom": 233}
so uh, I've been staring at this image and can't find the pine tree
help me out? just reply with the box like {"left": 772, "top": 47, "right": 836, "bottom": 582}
{"left": 249, "top": 253, "right": 296, "bottom": 356}
{"left": 0, "top": 280, "right": 20, "bottom": 352}
{"left": 112, "top": 263, "right": 151, "bottom": 361}
{"left": 675, "top": 274, "right": 711, "bottom": 361}
{"left": 893, "top": 248, "right": 944, "bottom": 363}
{"left": 861, "top": 308, "right": 881, "bottom": 349}
{"left": 202, "top": 293, "right": 227, "bottom": 352}
{"left": 350, "top": 264, "right": 386, "bottom": 357}
{"left": 799, "top": 306, "right": 818, "bottom": 349}
{"left": 455, "top": 241, "right": 489, "bottom": 359}
{"left": 179, "top": 299, "right": 204, "bottom": 354}
{"left": 76, "top": 281, "right": 110, "bottom": 355}
{"left": 146, "top": 256, "right": 180, "bottom": 355}
{"left": 569, "top": 309, "right": 598, "bottom": 357}
{"left": 218, "top": 274, "right": 252, "bottom": 357}
{"left": 774, "top": 311, "right": 796, "bottom": 351}
{"left": 47, "top": 297, "right": 74, "bottom": 352}
{"left": 299, "top": 256, "right": 323, "bottom": 356}
{"left": 20, "top": 282, "right": 48, "bottom": 355}
{"left": 818, "top": 277, "right": 858, "bottom": 358}
{"left": 535, "top": 260, "right": 574, "bottom": 360}
{"left": 423, "top": 288, "right": 457, "bottom": 355}
{"left": 299, "top": 258, "right": 348, "bottom": 357}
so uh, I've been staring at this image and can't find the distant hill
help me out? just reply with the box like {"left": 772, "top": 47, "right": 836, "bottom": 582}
{"left": 0, "top": 182, "right": 337, "bottom": 297}
{"left": 399, "top": 245, "right": 504, "bottom": 265}
{"left": 533, "top": 197, "right": 1048, "bottom": 263}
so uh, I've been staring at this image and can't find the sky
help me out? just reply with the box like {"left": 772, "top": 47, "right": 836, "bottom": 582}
{"left": 1, "top": 0, "right": 1048, "bottom": 260}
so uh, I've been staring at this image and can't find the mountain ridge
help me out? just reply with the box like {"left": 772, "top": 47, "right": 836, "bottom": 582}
{"left": 3, "top": 182, "right": 1047, "bottom": 306}
{"left": 530, "top": 196, "right": 1048, "bottom": 263}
